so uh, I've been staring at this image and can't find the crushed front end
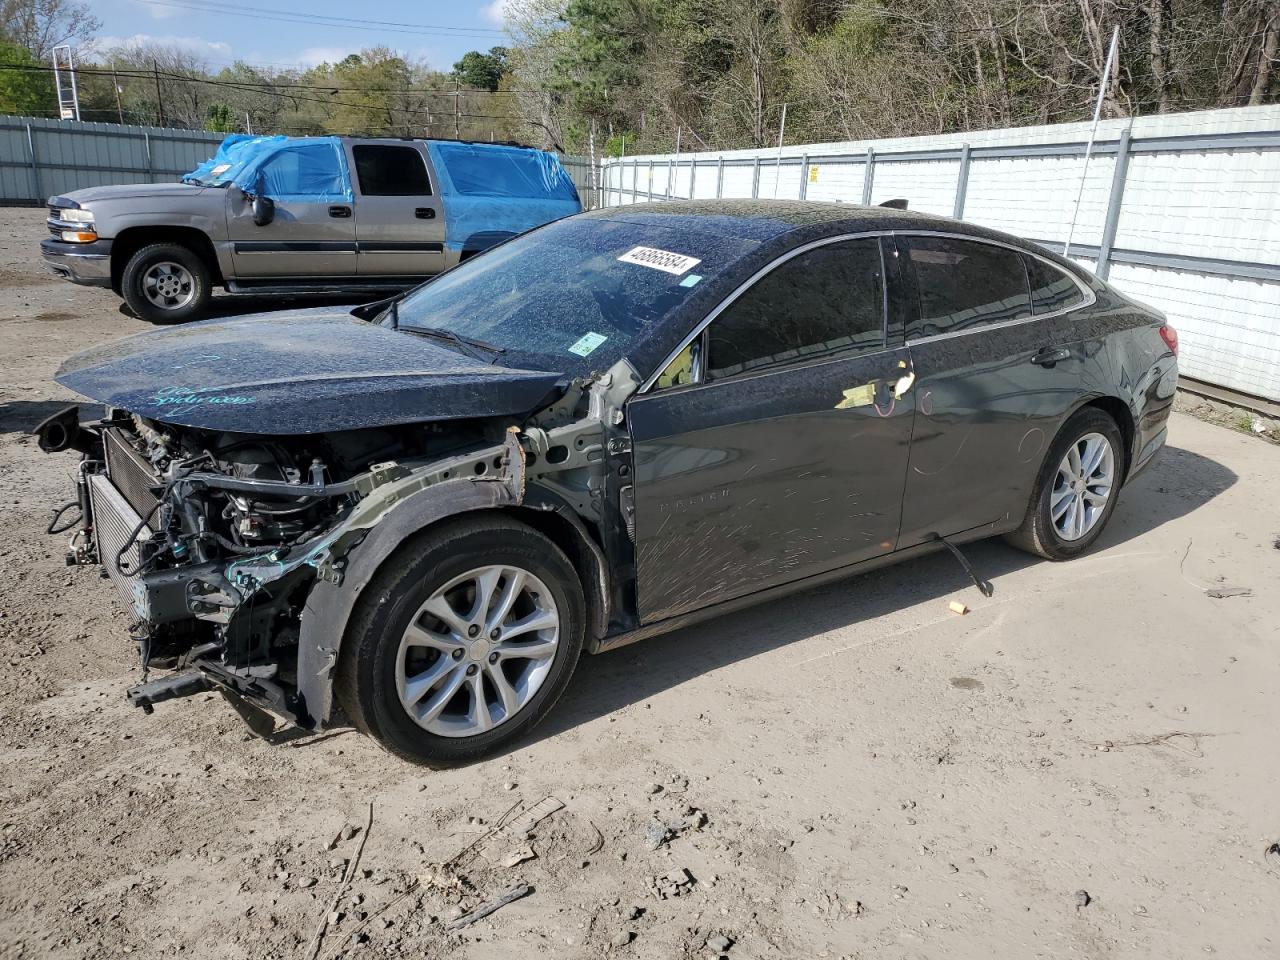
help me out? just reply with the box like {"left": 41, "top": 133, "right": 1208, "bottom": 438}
{"left": 37, "top": 404, "right": 533, "bottom": 731}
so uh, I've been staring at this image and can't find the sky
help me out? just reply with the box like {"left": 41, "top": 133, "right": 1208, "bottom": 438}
{"left": 84, "top": 0, "right": 517, "bottom": 72}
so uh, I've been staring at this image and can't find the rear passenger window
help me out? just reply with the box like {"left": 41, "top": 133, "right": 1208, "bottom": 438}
{"left": 706, "top": 239, "right": 884, "bottom": 381}
{"left": 904, "top": 236, "right": 1031, "bottom": 339}
{"left": 1025, "top": 255, "right": 1085, "bottom": 314}
{"left": 353, "top": 145, "right": 431, "bottom": 196}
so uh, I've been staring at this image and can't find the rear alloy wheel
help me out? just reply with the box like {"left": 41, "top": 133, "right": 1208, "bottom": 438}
{"left": 120, "top": 242, "right": 211, "bottom": 323}
{"left": 1005, "top": 407, "right": 1124, "bottom": 560}
{"left": 336, "top": 517, "right": 585, "bottom": 767}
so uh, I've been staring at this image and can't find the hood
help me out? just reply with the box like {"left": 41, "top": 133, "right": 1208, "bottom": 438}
{"left": 55, "top": 308, "right": 564, "bottom": 435}
{"left": 58, "top": 182, "right": 210, "bottom": 205}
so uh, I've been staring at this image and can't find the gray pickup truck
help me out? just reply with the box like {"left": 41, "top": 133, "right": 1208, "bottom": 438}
{"left": 41, "top": 135, "right": 582, "bottom": 322}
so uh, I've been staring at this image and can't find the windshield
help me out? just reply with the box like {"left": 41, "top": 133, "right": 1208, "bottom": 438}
{"left": 388, "top": 217, "right": 757, "bottom": 377}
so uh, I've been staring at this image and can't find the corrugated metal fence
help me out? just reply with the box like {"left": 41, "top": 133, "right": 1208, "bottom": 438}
{"left": 0, "top": 115, "right": 600, "bottom": 210}
{"left": 0, "top": 115, "right": 224, "bottom": 204}
{"left": 602, "top": 106, "right": 1280, "bottom": 404}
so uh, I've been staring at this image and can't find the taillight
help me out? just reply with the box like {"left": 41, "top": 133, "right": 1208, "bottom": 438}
{"left": 1159, "top": 324, "right": 1178, "bottom": 356}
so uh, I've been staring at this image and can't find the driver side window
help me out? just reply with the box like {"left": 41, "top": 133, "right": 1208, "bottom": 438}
{"left": 706, "top": 238, "right": 885, "bottom": 381}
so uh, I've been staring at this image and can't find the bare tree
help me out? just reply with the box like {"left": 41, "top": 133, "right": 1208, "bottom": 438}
{"left": 0, "top": 0, "right": 99, "bottom": 59}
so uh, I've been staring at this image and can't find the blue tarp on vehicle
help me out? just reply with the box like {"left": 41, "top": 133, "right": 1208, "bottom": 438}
{"left": 426, "top": 141, "right": 582, "bottom": 252}
{"left": 183, "top": 135, "right": 353, "bottom": 203}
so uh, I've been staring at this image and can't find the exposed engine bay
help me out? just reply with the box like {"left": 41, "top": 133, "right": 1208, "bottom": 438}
{"left": 38, "top": 362, "right": 638, "bottom": 732}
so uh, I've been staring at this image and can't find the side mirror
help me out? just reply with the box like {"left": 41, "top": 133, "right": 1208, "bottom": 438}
{"left": 251, "top": 193, "right": 275, "bottom": 227}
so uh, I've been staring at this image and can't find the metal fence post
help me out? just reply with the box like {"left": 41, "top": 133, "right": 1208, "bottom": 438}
{"left": 647, "top": 161, "right": 654, "bottom": 202}
{"left": 688, "top": 157, "right": 696, "bottom": 199}
{"left": 953, "top": 143, "right": 971, "bottom": 219}
{"left": 665, "top": 157, "right": 673, "bottom": 198}
{"left": 24, "top": 122, "right": 40, "bottom": 202}
{"left": 798, "top": 153, "right": 809, "bottom": 200}
{"left": 631, "top": 160, "right": 638, "bottom": 205}
{"left": 716, "top": 157, "right": 724, "bottom": 198}
{"left": 751, "top": 157, "right": 761, "bottom": 198}
{"left": 1096, "top": 128, "right": 1132, "bottom": 280}
{"left": 861, "top": 147, "right": 875, "bottom": 205}
{"left": 144, "top": 132, "right": 153, "bottom": 182}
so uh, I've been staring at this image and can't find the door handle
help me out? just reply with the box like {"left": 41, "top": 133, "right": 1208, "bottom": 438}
{"left": 328, "top": 205, "right": 351, "bottom": 218}
{"left": 1030, "top": 346, "right": 1071, "bottom": 367}
{"left": 415, "top": 207, "right": 436, "bottom": 219}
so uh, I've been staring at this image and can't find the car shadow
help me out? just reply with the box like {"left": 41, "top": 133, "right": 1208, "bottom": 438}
{"left": 518, "top": 443, "right": 1237, "bottom": 750}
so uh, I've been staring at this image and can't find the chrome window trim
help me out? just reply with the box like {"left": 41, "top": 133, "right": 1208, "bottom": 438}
{"left": 638, "top": 230, "right": 893, "bottom": 394}
{"left": 898, "top": 230, "right": 1097, "bottom": 347}
{"left": 638, "top": 228, "right": 1097, "bottom": 393}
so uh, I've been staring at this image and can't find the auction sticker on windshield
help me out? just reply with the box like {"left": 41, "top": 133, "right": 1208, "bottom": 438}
{"left": 617, "top": 246, "right": 702, "bottom": 275}
{"left": 569, "top": 332, "right": 608, "bottom": 357}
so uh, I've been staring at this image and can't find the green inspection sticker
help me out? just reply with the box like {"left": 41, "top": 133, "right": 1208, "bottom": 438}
{"left": 680, "top": 273, "right": 703, "bottom": 288}
{"left": 568, "top": 332, "right": 608, "bottom": 357}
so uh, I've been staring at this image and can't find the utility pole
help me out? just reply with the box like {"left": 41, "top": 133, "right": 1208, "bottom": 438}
{"left": 245, "top": 112, "right": 253, "bottom": 135}
{"left": 152, "top": 59, "right": 165, "bottom": 127}
{"left": 453, "top": 77, "right": 460, "bottom": 139}
{"left": 1064, "top": 25, "right": 1120, "bottom": 260}
{"left": 111, "top": 64, "right": 124, "bottom": 125}
{"left": 772, "top": 102, "right": 788, "bottom": 198}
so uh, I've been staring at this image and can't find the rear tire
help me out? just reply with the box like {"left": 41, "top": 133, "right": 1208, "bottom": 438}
{"left": 335, "top": 516, "right": 586, "bottom": 767}
{"left": 120, "top": 242, "right": 211, "bottom": 324}
{"left": 1004, "top": 407, "right": 1124, "bottom": 560}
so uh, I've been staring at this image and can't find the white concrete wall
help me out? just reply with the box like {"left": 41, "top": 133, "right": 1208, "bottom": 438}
{"left": 602, "top": 106, "right": 1280, "bottom": 402}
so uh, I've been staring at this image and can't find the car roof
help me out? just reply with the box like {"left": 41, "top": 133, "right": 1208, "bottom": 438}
{"left": 580, "top": 199, "right": 1093, "bottom": 284}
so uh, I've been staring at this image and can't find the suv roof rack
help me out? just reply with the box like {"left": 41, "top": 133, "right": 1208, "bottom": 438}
{"left": 338, "top": 134, "right": 538, "bottom": 150}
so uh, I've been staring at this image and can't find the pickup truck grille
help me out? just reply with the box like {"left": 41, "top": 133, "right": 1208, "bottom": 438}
{"left": 103, "top": 428, "right": 161, "bottom": 520}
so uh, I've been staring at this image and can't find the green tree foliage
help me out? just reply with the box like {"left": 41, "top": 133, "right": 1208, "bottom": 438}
{"left": 205, "top": 102, "right": 237, "bottom": 133}
{"left": 0, "top": 39, "right": 55, "bottom": 115}
{"left": 452, "top": 46, "right": 510, "bottom": 92}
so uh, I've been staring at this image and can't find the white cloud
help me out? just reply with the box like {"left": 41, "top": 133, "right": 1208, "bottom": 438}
{"left": 482, "top": 0, "right": 516, "bottom": 27}
{"left": 87, "top": 34, "right": 233, "bottom": 60}
{"left": 131, "top": 0, "right": 181, "bottom": 18}
{"left": 293, "top": 47, "right": 353, "bottom": 68}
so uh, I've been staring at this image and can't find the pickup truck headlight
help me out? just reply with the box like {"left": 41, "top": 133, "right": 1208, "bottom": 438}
{"left": 53, "top": 208, "right": 96, "bottom": 242}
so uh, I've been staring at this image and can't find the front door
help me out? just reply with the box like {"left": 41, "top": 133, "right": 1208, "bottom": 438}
{"left": 894, "top": 234, "right": 1093, "bottom": 546}
{"left": 627, "top": 236, "right": 917, "bottom": 624}
{"left": 227, "top": 140, "right": 356, "bottom": 279}
{"left": 345, "top": 141, "right": 446, "bottom": 279}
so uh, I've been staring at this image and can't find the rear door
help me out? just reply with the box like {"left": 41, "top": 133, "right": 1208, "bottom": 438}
{"left": 895, "top": 233, "right": 1093, "bottom": 546}
{"left": 345, "top": 141, "right": 446, "bottom": 279}
{"left": 227, "top": 140, "right": 356, "bottom": 279}
{"left": 626, "top": 236, "right": 917, "bottom": 624}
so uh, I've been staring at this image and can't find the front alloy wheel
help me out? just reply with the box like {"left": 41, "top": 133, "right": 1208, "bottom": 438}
{"left": 396, "top": 565, "right": 560, "bottom": 737}
{"left": 336, "top": 517, "right": 586, "bottom": 767}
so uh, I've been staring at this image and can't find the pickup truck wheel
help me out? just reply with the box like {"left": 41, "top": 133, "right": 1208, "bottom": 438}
{"left": 121, "top": 243, "right": 211, "bottom": 323}
{"left": 335, "top": 517, "right": 586, "bottom": 767}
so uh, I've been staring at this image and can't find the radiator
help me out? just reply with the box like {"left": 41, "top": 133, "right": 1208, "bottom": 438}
{"left": 88, "top": 472, "right": 150, "bottom": 619}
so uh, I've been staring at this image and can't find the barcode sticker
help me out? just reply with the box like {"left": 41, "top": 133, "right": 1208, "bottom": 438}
{"left": 617, "top": 246, "right": 702, "bottom": 276}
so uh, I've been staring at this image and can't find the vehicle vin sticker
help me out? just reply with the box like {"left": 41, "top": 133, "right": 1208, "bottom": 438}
{"left": 617, "top": 246, "right": 702, "bottom": 275}
{"left": 569, "top": 332, "right": 608, "bottom": 357}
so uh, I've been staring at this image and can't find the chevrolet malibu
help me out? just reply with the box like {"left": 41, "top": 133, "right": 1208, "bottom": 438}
{"left": 36, "top": 200, "right": 1177, "bottom": 766}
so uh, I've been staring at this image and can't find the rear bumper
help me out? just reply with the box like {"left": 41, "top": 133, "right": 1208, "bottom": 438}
{"left": 40, "top": 238, "right": 112, "bottom": 286}
{"left": 1128, "top": 425, "right": 1167, "bottom": 483}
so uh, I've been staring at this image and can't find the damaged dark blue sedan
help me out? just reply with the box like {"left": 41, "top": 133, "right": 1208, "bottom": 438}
{"left": 37, "top": 200, "right": 1178, "bottom": 766}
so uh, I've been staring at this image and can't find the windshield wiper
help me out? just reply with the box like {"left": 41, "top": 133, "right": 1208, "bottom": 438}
{"left": 400, "top": 325, "right": 506, "bottom": 362}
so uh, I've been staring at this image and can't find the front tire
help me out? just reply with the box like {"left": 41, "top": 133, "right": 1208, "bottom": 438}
{"left": 335, "top": 516, "right": 586, "bottom": 767}
{"left": 120, "top": 242, "right": 211, "bottom": 323}
{"left": 1005, "top": 407, "right": 1124, "bottom": 560}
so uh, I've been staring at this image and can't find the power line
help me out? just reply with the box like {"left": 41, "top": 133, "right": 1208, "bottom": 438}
{"left": 133, "top": 0, "right": 509, "bottom": 39}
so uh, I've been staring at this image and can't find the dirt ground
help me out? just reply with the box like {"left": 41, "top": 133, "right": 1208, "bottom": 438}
{"left": 1, "top": 206, "right": 1278, "bottom": 960}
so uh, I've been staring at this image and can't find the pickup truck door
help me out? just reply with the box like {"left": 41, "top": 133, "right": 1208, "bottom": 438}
{"left": 344, "top": 140, "right": 446, "bottom": 279}
{"left": 226, "top": 140, "right": 356, "bottom": 280}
